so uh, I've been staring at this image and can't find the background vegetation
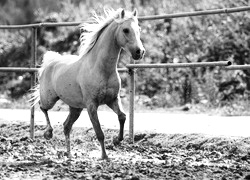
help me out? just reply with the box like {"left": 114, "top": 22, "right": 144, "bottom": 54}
{"left": 1, "top": 0, "right": 250, "bottom": 113}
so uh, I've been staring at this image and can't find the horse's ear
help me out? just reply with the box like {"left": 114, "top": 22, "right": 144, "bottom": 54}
{"left": 120, "top": 9, "right": 125, "bottom": 19}
{"left": 133, "top": 8, "right": 138, "bottom": 17}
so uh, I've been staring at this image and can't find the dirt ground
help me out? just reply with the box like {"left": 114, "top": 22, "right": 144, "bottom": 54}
{"left": 0, "top": 122, "right": 250, "bottom": 180}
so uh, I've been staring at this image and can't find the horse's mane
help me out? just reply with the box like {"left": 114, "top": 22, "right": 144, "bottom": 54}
{"left": 79, "top": 8, "right": 134, "bottom": 56}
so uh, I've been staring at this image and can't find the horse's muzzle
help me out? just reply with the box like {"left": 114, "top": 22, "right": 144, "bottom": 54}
{"left": 132, "top": 48, "right": 145, "bottom": 60}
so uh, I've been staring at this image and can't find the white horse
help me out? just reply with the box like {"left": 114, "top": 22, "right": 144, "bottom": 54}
{"left": 30, "top": 8, "right": 145, "bottom": 159}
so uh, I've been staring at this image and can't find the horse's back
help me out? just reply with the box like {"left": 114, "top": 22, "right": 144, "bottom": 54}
{"left": 39, "top": 51, "right": 79, "bottom": 77}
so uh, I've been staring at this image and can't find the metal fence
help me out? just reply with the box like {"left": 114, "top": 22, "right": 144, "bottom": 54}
{"left": 1, "top": 6, "right": 250, "bottom": 141}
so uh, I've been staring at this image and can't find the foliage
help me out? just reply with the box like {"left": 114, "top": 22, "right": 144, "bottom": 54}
{"left": 135, "top": 0, "right": 250, "bottom": 107}
{"left": 1, "top": 0, "right": 250, "bottom": 108}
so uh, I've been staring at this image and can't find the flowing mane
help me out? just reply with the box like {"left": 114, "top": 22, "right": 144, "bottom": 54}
{"left": 79, "top": 8, "right": 136, "bottom": 56}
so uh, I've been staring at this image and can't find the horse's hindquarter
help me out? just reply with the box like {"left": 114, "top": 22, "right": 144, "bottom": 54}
{"left": 52, "top": 59, "right": 86, "bottom": 108}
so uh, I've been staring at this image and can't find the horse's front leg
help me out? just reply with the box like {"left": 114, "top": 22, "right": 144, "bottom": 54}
{"left": 107, "top": 97, "right": 126, "bottom": 144}
{"left": 87, "top": 103, "right": 108, "bottom": 159}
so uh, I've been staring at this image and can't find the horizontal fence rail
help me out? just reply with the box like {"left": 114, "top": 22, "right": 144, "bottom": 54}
{"left": 0, "top": 67, "right": 128, "bottom": 73}
{"left": 224, "top": 65, "right": 250, "bottom": 70}
{"left": 0, "top": 6, "right": 250, "bottom": 29}
{"left": 139, "top": 6, "right": 250, "bottom": 21}
{"left": 0, "top": 22, "right": 81, "bottom": 29}
{"left": 126, "top": 61, "right": 231, "bottom": 69}
{"left": 3, "top": 63, "right": 250, "bottom": 73}
{"left": 0, "top": 67, "right": 38, "bottom": 73}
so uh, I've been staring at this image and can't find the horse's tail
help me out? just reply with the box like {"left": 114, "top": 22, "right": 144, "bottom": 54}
{"left": 29, "top": 51, "right": 62, "bottom": 107}
{"left": 29, "top": 84, "right": 40, "bottom": 107}
{"left": 39, "top": 51, "right": 62, "bottom": 77}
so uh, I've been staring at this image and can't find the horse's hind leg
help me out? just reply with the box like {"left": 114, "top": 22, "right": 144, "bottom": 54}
{"left": 39, "top": 89, "right": 59, "bottom": 140}
{"left": 107, "top": 97, "right": 126, "bottom": 144}
{"left": 40, "top": 108, "right": 53, "bottom": 140}
{"left": 63, "top": 106, "right": 82, "bottom": 159}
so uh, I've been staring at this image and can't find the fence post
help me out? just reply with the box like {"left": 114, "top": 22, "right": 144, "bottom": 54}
{"left": 129, "top": 59, "right": 135, "bottom": 143}
{"left": 30, "top": 27, "right": 37, "bottom": 139}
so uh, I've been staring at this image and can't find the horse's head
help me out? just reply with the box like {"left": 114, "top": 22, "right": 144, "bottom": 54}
{"left": 115, "top": 9, "right": 145, "bottom": 60}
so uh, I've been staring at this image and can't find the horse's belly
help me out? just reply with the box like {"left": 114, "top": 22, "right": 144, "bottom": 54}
{"left": 60, "top": 94, "right": 86, "bottom": 108}
{"left": 55, "top": 83, "right": 86, "bottom": 108}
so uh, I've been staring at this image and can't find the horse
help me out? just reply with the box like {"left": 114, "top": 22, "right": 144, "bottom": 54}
{"left": 30, "top": 8, "right": 145, "bottom": 159}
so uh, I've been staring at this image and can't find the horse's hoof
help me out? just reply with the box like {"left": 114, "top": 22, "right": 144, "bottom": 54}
{"left": 66, "top": 152, "right": 72, "bottom": 160}
{"left": 100, "top": 154, "right": 109, "bottom": 160}
{"left": 113, "top": 136, "right": 121, "bottom": 146}
{"left": 44, "top": 129, "right": 53, "bottom": 140}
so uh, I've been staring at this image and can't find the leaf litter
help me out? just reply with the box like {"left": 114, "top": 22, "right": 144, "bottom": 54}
{"left": 0, "top": 122, "right": 250, "bottom": 179}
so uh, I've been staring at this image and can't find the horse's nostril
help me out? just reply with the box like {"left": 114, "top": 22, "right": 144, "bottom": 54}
{"left": 142, "top": 50, "right": 145, "bottom": 55}
{"left": 136, "top": 49, "right": 141, "bottom": 55}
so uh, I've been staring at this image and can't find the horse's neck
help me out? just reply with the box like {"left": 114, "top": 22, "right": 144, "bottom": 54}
{"left": 88, "top": 21, "right": 121, "bottom": 73}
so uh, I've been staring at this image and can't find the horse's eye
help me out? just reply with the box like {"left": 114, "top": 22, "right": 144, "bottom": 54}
{"left": 123, "top": 28, "right": 129, "bottom": 34}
